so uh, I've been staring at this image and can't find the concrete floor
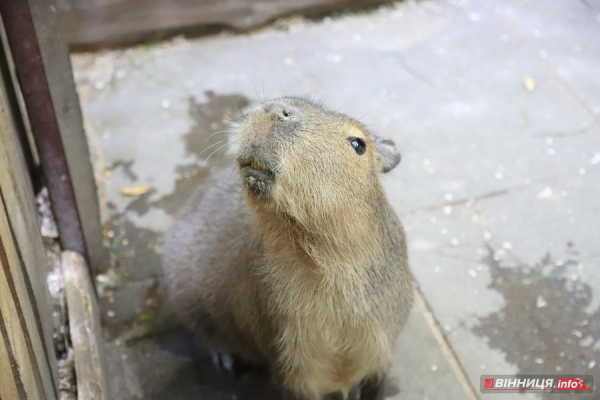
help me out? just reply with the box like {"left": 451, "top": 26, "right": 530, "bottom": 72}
{"left": 71, "top": 0, "right": 600, "bottom": 398}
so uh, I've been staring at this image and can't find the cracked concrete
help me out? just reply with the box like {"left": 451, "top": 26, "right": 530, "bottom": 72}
{"left": 72, "top": 0, "right": 600, "bottom": 398}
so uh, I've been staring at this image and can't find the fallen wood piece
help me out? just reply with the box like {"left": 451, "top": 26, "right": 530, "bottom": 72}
{"left": 62, "top": 251, "right": 108, "bottom": 400}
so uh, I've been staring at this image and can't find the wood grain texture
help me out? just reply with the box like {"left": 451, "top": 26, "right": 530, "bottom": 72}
{"left": 62, "top": 251, "right": 109, "bottom": 400}
{"left": 58, "top": 0, "right": 394, "bottom": 50}
{"left": 0, "top": 195, "right": 47, "bottom": 400}
{"left": 0, "top": 307, "right": 25, "bottom": 400}
{"left": 0, "top": 14, "right": 57, "bottom": 399}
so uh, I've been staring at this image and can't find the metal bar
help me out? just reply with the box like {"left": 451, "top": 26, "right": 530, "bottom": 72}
{"left": 0, "top": 0, "right": 88, "bottom": 259}
{"left": 29, "top": 0, "right": 111, "bottom": 274}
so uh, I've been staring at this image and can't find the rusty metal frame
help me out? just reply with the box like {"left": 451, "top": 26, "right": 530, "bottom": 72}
{"left": 0, "top": 0, "right": 88, "bottom": 258}
{"left": 0, "top": 0, "right": 110, "bottom": 274}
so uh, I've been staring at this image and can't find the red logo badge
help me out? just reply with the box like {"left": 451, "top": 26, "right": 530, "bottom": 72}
{"left": 556, "top": 378, "right": 591, "bottom": 391}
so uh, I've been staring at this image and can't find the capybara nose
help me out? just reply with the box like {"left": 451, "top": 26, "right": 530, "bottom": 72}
{"left": 262, "top": 102, "right": 301, "bottom": 124}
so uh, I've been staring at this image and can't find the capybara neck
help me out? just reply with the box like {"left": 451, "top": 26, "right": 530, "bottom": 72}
{"left": 249, "top": 191, "right": 391, "bottom": 278}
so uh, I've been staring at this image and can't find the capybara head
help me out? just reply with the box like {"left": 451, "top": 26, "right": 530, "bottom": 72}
{"left": 231, "top": 97, "right": 401, "bottom": 226}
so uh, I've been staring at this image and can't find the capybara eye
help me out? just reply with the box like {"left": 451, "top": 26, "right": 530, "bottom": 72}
{"left": 348, "top": 137, "right": 366, "bottom": 155}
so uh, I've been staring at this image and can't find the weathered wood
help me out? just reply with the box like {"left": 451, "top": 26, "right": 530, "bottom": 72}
{"left": 0, "top": 194, "right": 55, "bottom": 400}
{"left": 0, "top": 310, "right": 23, "bottom": 400}
{"left": 58, "top": 0, "right": 395, "bottom": 50}
{"left": 0, "top": 15, "right": 59, "bottom": 393}
{"left": 62, "top": 251, "right": 109, "bottom": 400}
{"left": 0, "top": 15, "right": 58, "bottom": 400}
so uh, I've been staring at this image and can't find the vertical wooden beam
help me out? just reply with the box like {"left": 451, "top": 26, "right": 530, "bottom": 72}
{"left": 0, "top": 14, "right": 59, "bottom": 394}
{"left": 0, "top": 194, "right": 56, "bottom": 400}
{"left": 0, "top": 0, "right": 110, "bottom": 274}
{"left": 0, "top": 307, "right": 25, "bottom": 400}
{"left": 0, "top": 14, "right": 58, "bottom": 400}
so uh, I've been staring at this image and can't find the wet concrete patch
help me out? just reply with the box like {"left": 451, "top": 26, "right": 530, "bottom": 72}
{"left": 99, "top": 276, "right": 169, "bottom": 340}
{"left": 184, "top": 91, "right": 250, "bottom": 158}
{"left": 123, "top": 91, "right": 251, "bottom": 217}
{"left": 107, "top": 217, "right": 162, "bottom": 279}
{"left": 473, "top": 245, "right": 599, "bottom": 398}
{"left": 152, "top": 91, "right": 250, "bottom": 213}
{"left": 96, "top": 91, "right": 255, "bottom": 365}
{"left": 150, "top": 164, "right": 213, "bottom": 215}
{"left": 105, "top": 159, "right": 138, "bottom": 182}
{"left": 103, "top": 91, "right": 252, "bottom": 284}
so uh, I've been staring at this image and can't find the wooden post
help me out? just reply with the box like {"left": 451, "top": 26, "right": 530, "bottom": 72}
{"left": 0, "top": 211, "right": 55, "bottom": 400}
{"left": 0, "top": 134, "right": 57, "bottom": 400}
{"left": 0, "top": 11, "right": 58, "bottom": 400}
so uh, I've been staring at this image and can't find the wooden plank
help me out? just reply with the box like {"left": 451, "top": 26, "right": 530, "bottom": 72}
{"left": 0, "top": 15, "right": 58, "bottom": 400}
{"left": 0, "top": 308, "right": 23, "bottom": 400}
{"left": 0, "top": 195, "right": 47, "bottom": 400}
{"left": 62, "top": 251, "right": 109, "bottom": 400}
{"left": 58, "top": 0, "right": 393, "bottom": 50}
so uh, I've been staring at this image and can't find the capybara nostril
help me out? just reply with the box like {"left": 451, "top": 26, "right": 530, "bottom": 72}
{"left": 262, "top": 102, "right": 301, "bottom": 123}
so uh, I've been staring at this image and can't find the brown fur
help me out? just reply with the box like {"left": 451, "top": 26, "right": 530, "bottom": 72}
{"left": 162, "top": 98, "right": 413, "bottom": 399}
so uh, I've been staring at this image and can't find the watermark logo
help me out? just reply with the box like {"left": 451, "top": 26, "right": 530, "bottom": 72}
{"left": 480, "top": 375, "right": 593, "bottom": 393}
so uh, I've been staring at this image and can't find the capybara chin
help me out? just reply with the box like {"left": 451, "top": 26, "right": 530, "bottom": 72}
{"left": 162, "top": 97, "right": 413, "bottom": 400}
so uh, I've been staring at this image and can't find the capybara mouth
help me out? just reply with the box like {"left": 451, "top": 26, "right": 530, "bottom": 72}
{"left": 239, "top": 158, "right": 275, "bottom": 198}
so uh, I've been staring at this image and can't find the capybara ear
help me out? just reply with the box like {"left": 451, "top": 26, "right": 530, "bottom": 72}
{"left": 374, "top": 136, "right": 401, "bottom": 173}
